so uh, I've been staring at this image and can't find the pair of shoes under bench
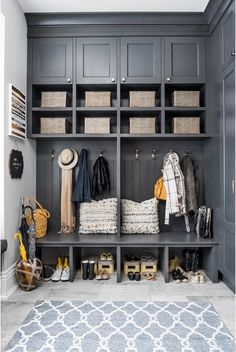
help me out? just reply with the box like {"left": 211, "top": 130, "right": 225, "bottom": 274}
{"left": 51, "top": 256, "right": 70, "bottom": 282}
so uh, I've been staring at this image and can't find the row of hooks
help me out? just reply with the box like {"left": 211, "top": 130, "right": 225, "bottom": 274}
{"left": 135, "top": 148, "right": 191, "bottom": 160}
{"left": 50, "top": 148, "right": 191, "bottom": 160}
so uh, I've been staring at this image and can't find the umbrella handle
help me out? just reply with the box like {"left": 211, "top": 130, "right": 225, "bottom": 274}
{"left": 14, "top": 232, "right": 23, "bottom": 246}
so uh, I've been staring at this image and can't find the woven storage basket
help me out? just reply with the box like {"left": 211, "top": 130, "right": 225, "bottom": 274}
{"left": 98, "top": 260, "right": 115, "bottom": 275}
{"left": 130, "top": 117, "right": 156, "bottom": 134}
{"left": 85, "top": 91, "right": 111, "bottom": 107}
{"left": 141, "top": 259, "right": 158, "bottom": 273}
{"left": 26, "top": 197, "right": 50, "bottom": 238}
{"left": 172, "top": 117, "right": 200, "bottom": 134}
{"left": 124, "top": 260, "right": 140, "bottom": 275}
{"left": 16, "top": 258, "right": 42, "bottom": 291}
{"left": 41, "top": 91, "right": 68, "bottom": 107}
{"left": 40, "top": 118, "right": 71, "bottom": 134}
{"left": 129, "top": 91, "right": 155, "bottom": 107}
{"left": 172, "top": 91, "right": 200, "bottom": 107}
{"left": 85, "top": 117, "right": 110, "bottom": 133}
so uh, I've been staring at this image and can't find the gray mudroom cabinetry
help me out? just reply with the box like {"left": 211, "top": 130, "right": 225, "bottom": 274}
{"left": 120, "top": 37, "right": 162, "bottom": 83}
{"left": 164, "top": 37, "right": 205, "bottom": 84}
{"left": 26, "top": 0, "right": 235, "bottom": 290}
{"left": 32, "top": 38, "right": 73, "bottom": 84}
{"left": 76, "top": 37, "right": 117, "bottom": 84}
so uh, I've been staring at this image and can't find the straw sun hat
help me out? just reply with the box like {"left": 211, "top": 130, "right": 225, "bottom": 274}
{"left": 58, "top": 148, "right": 78, "bottom": 170}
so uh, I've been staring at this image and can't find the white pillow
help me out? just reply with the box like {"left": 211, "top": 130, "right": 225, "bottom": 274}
{"left": 121, "top": 198, "right": 160, "bottom": 234}
{"left": 78, "top": 198, "right": 117, "bottom": 234}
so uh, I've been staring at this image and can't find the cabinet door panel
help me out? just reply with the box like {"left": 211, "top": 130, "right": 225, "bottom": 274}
{"left": 165, "top": 37, "right": 205, "bottom": 83}
{"left": 33, "top": 38, "right": 73, "bottom": 84}
{"left": 77, "top": 38, "right": 116, "bottom": 84}
{"left": 221, "top": 2, "right": 235, "bottom": 71}
{"left": 222, "top": 62, "right": 235, "bottom": 285}
{"left": 121, "top": 37, "right": 161, "bottom": 83}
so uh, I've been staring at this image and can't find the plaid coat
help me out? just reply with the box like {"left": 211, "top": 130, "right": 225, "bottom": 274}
{"left": 162, "top": 152, "right": 190, "bottom": 232}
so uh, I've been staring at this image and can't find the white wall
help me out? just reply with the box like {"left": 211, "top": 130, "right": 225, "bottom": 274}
{"left": 0, "top": 0, "right": 36, "bottom": 298}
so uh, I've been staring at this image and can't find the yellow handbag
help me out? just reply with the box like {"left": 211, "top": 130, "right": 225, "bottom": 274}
{"left": 154, "top": 176, "right": 167, "bottom": 201}
{"left": 26, "top": 197, "right": 50, "bottom": 238}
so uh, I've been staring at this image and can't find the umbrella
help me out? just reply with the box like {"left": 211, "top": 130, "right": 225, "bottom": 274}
{"left": 14, "top": 232, "right": 27, "bottom": 261}
{"left": 19, "top": 198, "right": 29, "bottom": 258}
{"left": 25, "top": 206, "right": 36, "bottom": 261}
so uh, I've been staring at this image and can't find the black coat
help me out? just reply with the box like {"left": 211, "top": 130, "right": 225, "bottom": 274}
{"left": 92, "top": 156, "right": 110, "bottom": 196}
{"left": 72, "top": 149, "right": 91, "bottom": 202}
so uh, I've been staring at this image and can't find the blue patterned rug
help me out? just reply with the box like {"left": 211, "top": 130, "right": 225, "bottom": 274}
{"left": 4, "top": 301, "right": 235, "bottom": 352}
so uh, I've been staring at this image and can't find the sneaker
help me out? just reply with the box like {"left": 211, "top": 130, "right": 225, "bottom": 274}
{"left": 42, "top": 265, "right": 54, "bottom": 281}
{"left": 61, "top": 266, "right": 70, "bottom": 282}
{"left": 51, "top": 256, "right": 63, "bottom": 282}
{"left": 51, "top": 266, "right": 62, "bottom": 282}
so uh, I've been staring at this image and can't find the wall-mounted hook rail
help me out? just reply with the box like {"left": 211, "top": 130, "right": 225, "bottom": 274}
{"left": 135, "top": 148, "right": 139, "bottom": 160}
{"left": 152, "top": 148, "right": 157, "bottom": 160}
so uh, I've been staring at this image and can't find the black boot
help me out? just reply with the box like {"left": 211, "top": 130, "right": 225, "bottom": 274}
{"left": 190, "top": 249, "right": 199, "bottom": 272}
{"left": 182, "top": 249, "right": 190, "bottom": 272}
{"left": 88, "top": 261, "right": 95, "bottom": 280}
{"left": 81, "top": 260, "right": 88, "bottom": 280}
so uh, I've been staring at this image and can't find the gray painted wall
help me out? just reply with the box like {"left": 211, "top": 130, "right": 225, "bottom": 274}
{"left": 1, "top": 0, "right": 36, "bottom": 297}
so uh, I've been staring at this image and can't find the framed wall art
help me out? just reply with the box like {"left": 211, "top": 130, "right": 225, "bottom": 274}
{"left": 9, "top": 84, "right": 26, "bottom": 139}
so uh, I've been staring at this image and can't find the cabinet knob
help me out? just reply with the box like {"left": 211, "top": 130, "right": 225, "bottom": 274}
{"left": 111, "top": 77, "right": 116, "bottom": 83}
{"left": 231, "top": 52, "right": 236, "bottom": 57}
{"left": 121, "top": 77, "right": 126, "bottom": 83}
{"left": 166, "top": 77, "right": 171, "bottom": 82}
{"left": 67, "top": 78, "right": 72, "bottom": 83}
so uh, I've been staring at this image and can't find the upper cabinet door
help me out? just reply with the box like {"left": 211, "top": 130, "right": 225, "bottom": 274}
{"left": 121, "top": 37, "right": 161, "bottom": 84}
{"left": 165, "top": 37, "right": 205, "bottom": 84}
{"left": 77, "top": 38, "right": 117, "bottom": 84}
{"left": 33, "top": 38, "right": 73, "bottom": 84}
{"left": 221, "top": 2, "right": 235, "bottom": 72}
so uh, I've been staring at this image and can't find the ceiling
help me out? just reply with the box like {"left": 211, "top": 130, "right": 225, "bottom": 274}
{"left": 17, "top": 0, "right": 210, "bottom": 13}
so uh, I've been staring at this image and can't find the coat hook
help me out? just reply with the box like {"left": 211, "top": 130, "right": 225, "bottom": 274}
{"left": 169, "top": 148, "right": 173, "bottom": 153}
{"left": 135, "top": 148, "right": 139, "bottom": 160}
{"left": 185, "top": 149, "right": 191, "bottom": 156}
{"left": 50, "top": 149, "right": 55, "bottom": 160}
{"left": 99, "top": 149, "right": 104, "bottom": 157}
{"left": 152, "top": 148, "right": 157, "bottom": 160}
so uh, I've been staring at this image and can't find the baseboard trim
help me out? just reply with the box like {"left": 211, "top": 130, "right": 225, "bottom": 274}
{"left": 0, "top": 262, "right": 18, "bottom": 300}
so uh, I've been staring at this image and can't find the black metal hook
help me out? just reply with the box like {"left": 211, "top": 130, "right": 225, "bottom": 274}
{"left": 135, "top": 148, "right": 139, "bottom": 160}
{"left": 50, "top": 149, "right": 55, "bottom": 160}
{"left": 99, "top": 149, "right": 104, "bottom": 157}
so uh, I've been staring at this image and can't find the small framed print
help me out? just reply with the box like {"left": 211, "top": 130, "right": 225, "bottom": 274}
{"left": 9, "top": 84, "right": 26, "bottom": 139}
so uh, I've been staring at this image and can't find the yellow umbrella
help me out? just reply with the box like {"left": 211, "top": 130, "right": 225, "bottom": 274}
{"left": 14, "top": 232, "right": 27, "bottom": 261}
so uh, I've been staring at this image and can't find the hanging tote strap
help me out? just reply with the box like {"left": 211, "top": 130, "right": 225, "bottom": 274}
{"left": 26, "top": 196, "right": 50, "bottom": 238}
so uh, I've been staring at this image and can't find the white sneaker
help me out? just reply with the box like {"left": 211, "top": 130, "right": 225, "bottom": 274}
{"left": 51, "top": 266, "right": 62, "bottom": 282}
{"left": 61, "top": 267, "right": 70, "bottom": 282}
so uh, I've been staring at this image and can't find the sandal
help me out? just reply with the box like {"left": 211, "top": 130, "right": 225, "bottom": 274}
{"left": 96, "top": 270, "right": 103, "bottom": 281}
{"left": 142, "top": 272, "right": 156, "bottom": 280}
{"left": 100, "top": 253, "right": 107, "bottom": 261}
{"left": 141, "top": 253, "right": 154, "bottom": 262}
{"left": 102, "top": 270, "right": 109, "bottom": 280}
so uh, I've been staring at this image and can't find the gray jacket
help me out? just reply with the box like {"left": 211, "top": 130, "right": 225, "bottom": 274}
{"left": 181, "top": 154, "right": 198, "bottom": 216}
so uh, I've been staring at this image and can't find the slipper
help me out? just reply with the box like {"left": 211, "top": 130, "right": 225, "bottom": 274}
{"left": 96, "top": 270, "right": 103, "bottom": 280}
